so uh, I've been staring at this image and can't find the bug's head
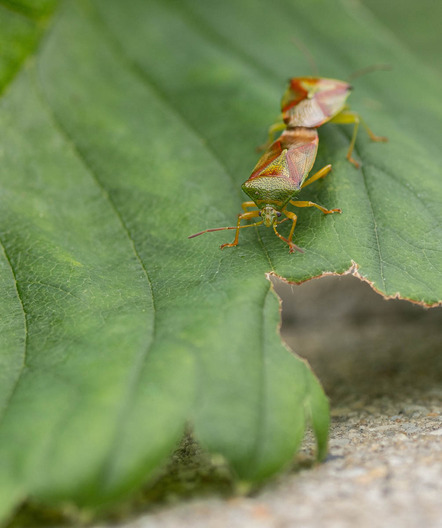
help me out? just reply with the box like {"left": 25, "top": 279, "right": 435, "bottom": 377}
{"left": 260, "top": 206, "right": 281, "bottom": 227}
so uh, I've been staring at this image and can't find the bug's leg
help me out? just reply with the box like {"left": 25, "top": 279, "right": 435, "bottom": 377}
{"left": 220, "top": 210, "right": 261, "bottom": 249}
{"left": 271, "top": 210, "right": 303, "bottom": 254}
{"left": 282, "top": 209, "right": 303, "bottom": 253}
{"left": 272, "top": 223, "right": 303, "bottom": 254}
{"left": 329, "top": 110, "right": 360, "bottom": 168}
{"left": 290, "top": 200, "right": 342, "bottom": 215}
{"left": 359, "top": 115, "right": 388, "bottom": 143}
{"left": 267, "top": 121, "right": 286, "bottom": 143}
{"left": 301, "top": 164, "right": 332, "bottom": 189}
{"left": 257, "top": 120, "right": 286, "bottom": 151}
{"left": 241, "top": 201, "right": 258, "bottom": 213}
{"left": 330, "top": 110, "right": 387, "bottom": 168}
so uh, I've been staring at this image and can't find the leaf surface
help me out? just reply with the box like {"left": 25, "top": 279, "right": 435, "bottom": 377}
{"left": 0, "top": 0, "right": 440, "bottom": 522}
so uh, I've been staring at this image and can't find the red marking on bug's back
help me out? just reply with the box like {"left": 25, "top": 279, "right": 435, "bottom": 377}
{"left": 282, "top": 77, "right": 352, "bottom": 128}
{"left": 281, "top": 77, "right": 319, "bottom": 112}
{"left": 248, "top": 127, "right": 318, "bottom": 189}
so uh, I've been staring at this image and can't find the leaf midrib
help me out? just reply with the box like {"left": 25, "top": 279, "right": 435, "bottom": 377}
{"left": 0, "top": 241, "right": 28, "bottom": 423}
{"left": 88, "top": 2, "right": 239, "bottom": 196}
{"left": 32, "top": 28, "right": 158, "bottom": 484}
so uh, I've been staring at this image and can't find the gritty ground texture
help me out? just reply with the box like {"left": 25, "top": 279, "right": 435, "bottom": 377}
{"left": 97, "top": 275, "right": 442, "bottom": 528}
{"left": 10, "top": 276, "right": 441, "bottom": 528}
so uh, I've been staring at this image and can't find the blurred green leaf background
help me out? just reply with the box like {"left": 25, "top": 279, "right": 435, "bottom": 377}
{"left": 0, "top": 0, "right": 440, "bottom": 524}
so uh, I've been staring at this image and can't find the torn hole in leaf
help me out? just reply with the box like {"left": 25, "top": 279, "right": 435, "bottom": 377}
{"left": 270, "top": 274, "right": 442, "bottom": 404}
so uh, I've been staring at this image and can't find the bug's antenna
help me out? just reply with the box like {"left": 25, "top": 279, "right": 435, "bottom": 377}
{"left": 290, "top": 35, "right": 319, "bottom": 76}
{"left": 347, "top": 64, "right": 392, "bottom": 82}
{"left": 188, "top": 221, "right": 263, "bottom": 239}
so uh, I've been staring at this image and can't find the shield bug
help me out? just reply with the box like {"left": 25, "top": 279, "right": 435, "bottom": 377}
{"left": 189, "top": 127, "right": 341, "bottom": 253}
{"left": 265, "top": 76, "right": 387, "bottom": 168}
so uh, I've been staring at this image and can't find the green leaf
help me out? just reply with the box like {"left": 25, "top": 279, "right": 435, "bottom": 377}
{"left": 0, "top": 0, "right": 440, "bottom": 523}
{"left": 0, "top": 0, "right": 56, "bottom": 94}
{"left": 361, "top": 0, "right": 442, "bottom": 74}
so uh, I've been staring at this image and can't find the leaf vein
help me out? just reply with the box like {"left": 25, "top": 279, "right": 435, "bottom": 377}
{"left": 0, "top": 239, "right": 28, "bottom": 423}
{"left": 33, "top": 68, "right": 157, "bottom": 485}
{"left": 249, "top": 284, "right": 272, "bottom": 472}
{"left": 359, "top": 163, "right": 387, "bottom": 291}
{"left": 89, "top": 4, "right": 239, "bottom": 194}
{"left": 334, "top": 128, "right": 388, "bottom": 291}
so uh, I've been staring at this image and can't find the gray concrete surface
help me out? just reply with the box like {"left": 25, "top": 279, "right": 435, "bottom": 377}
{"left": 101, "top": 275, "right": 442, "bottom": 528}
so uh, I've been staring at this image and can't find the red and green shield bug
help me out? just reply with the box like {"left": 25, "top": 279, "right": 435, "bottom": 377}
{"left": 266, "top": 76, "right": 388, "bottom": 168}
{"left": 189, "top": 127, "right": 341, "bottom": 253}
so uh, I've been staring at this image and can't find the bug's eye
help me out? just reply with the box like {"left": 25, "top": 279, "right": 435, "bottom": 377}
{"left": 276, "top": 212, "right": 282, "bottom": 217}
{"left": 258, "top": 210, "right": 262, "bottom": 216}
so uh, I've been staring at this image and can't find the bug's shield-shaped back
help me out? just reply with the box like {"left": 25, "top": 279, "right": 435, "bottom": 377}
{"left": 249, "top": 128, "right": 318, "bottom": 187}
{"left": 243, "top": 128, "right": 318, "bottom": 207}
{"left": 282, "top": 77, "right": 351, "bottom": 128}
